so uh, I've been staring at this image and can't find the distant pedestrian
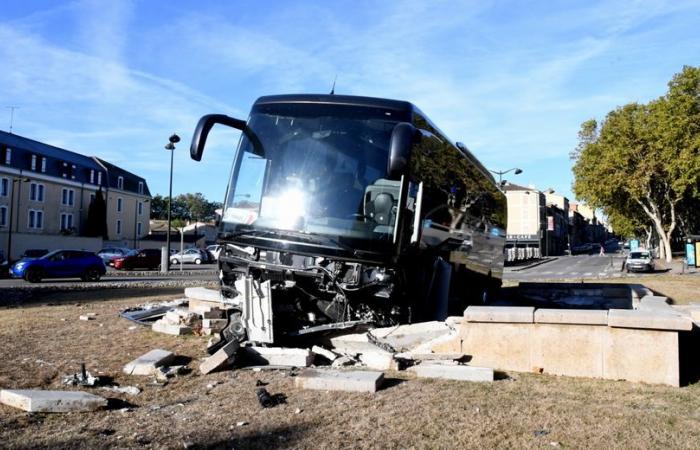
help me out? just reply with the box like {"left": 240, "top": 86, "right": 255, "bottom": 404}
{"left": 599, "top": 245, "right": 605, "bottom": 256}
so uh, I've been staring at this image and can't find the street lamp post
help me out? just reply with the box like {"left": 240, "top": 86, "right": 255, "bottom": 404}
{"left": 489, "top": 167, "right": 523, "bottom": 184}
{"left": 164, "top": 134, "right": 180, "bottom": 272}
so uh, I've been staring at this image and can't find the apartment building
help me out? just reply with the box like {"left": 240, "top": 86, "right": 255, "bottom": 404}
{"left": 503, "top": 183, "right": 545, "bottom": 262}
{"left": 0, "top": 131, "right": 151, "bottom": 259}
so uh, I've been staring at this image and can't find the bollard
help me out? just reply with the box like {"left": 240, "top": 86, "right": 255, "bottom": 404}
{"left": 160, "top": 246, "right": 168, "bottom": 273}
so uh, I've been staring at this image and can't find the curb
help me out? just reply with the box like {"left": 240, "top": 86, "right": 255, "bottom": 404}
{"left": 508, "top": 257, "right": 558, "bottom": 272}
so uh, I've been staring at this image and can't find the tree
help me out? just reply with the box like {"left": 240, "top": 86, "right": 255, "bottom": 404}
{"left": 572, "top": 66, "right": 700, "bottom": 261}
{"left": 84, "top": 188, "right": 108, "bottom": 239}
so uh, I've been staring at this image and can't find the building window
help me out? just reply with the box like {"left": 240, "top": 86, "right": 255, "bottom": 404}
{"left": 90, "top": 170, "right": 95, "bottom": 184}
{"left": 60, "top": 213, "right": 74, "bottom": 230}
{"left": 137, "top": 222, "right": 142, "bottom": 237}
{"left": 61, "top": 188, "right": 75, "bottom": 206}
{"left": 0, "top": 205, "right": 7, "bottom": 227}
{"left": 29, "top": 183, "right": 44, "bottom": 202}
{"left": 138, "top": 181, "right": 144, "bottom": 195}
{"left": 97, "top": 172, "right": 102, "bottom": 185}
{"left": 1, "top": 178, "right": 8, "bottom": 197}
{"left": 116, "top": 219, "right": 122, "bottom": 235}
{"left": 138, "top": 201, "right": 143, "bottom": 215}
{"left": 117, "top": 176, "right": 124, "bottom": 190}
{"left": 28, "top": 209, "right": 43, "bottom": 229}
{"left": 117, "top": 197, "right": 123, "bottom": 212}
{"left": 3, "top": 147, "right": 11, "bottom": 164}
{"left": 70, "top": 164, "right": 76, "bottom": 179}
{"left": 31, "top": 154, "right": 37, "bottom": 171}
{"left": 41, "top": 157, "right": 47, "bottom": 173}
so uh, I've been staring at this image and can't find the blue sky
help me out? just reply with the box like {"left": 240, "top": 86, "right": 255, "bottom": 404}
{"left": 1, "top": 0, "right": 698, "bottom": 203}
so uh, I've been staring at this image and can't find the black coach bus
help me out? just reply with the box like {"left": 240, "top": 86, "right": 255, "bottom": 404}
{"left": 189, "top": 94, "right": 506, "bottom": 345}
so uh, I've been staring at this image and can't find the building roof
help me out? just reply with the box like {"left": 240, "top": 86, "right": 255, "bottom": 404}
{"left": 502, "top": 182, "right": 537, "bottom": 192}
{"left": 0, "top": 130, "right": 150, "bottom": 196}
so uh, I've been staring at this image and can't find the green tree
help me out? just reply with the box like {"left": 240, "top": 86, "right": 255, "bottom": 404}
{"left": 572, "top": 66, "right": 700, "bottom": 261}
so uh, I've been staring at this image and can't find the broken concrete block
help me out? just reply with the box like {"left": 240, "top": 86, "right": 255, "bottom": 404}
{"left": 123, "top": 349, "right": 175, "bottom": 376}
{"left": 534, "top": 309, "right": 608, "bottom": 325}
{"left": 241, "top": 346, "right": 313, "bottom": 367}
{"left": 370, "top": 321, "right": 452, "bottom": 352}
{"left": 331, "top": 355, "right": 357, "bottom": 368}
{"left": 608, "top": 309, "right": 693, "bottom": 331}
{"left": 408, "top": 364, "right": 494, "bottom": 382}
{"left": 294, "top": 369, "right": 384, "bottom": 393}
{"left": 79, "top": 315, "right": 95, "bottom": 321}
{"left": 200, "top": 340, "right": 240, "bottom": 375}
{"left": 0, "top": 389, "right": 107, "bottom": 412}
{"left": 311, "top": 345, "right": 339, "bottom": 362}
{"left": 152, "top": 319, "right": 192, "bottom": 336}
{"left": 358, "top": 350, "right": 395, "bottom": 370}
{"left": 464, "top": 306, "right": 535, "bottom": 323}
{"left": 395, "top": 352, "right": 466, "bottom": 362}
{"left": 330, "top": 333, "right": 378, "bottom": 355}
{"left": 185, "top": 287, "right": 225, "bottom": 303}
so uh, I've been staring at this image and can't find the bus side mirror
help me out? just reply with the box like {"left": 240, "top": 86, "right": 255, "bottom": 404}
{"left": 388, "top": 122, "right": 416, "bottom": 179}
{"left": 190, "top": 114, "right": 247, "bottom": 161}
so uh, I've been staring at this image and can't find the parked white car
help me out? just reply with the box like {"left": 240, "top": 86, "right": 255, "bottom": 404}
{"left": 170, "top": 248, "right": 210, "bottom": 265}
{"left": 206, "top": 244, "right": 223, "bottom": 261}
{"left": 625, "top": 250, "right": 655, "bottom": 273}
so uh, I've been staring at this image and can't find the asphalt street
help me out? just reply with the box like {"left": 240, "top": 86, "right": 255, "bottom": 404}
{"left": 504, "top": 254, "right": 627, "bottom": 281}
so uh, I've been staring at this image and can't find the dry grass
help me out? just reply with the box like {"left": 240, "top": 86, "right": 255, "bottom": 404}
{"left": 588, "top": 274, "right": 700, "bottom": 305}
{"left": 0, "top": 287, "right": 699, "bottom": 449}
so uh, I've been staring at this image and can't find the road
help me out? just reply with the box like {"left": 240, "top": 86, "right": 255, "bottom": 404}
{"left": 504, "top": 254, "right": 627, "bottom": 281}
{"left": 0, "top": 263, "right": 217, "bottom": 288}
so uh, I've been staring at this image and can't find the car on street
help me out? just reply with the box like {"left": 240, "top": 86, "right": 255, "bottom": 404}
{"left": 97, "top": 247, "right": 132, "bottom": 265}
{"left": 625, "top": 250, "right": 655, "bottom": 273}
{"left": 10, "top": 250, "right": 106, "bottom": 283}
{"left": 112, "top": 249, "right": 162, "bottom": 270}
{"left": 170, "top": 248, "right": 210, "bottom": 265}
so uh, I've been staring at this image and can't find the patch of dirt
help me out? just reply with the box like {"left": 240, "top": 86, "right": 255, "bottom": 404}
{"left": 0, "top": 288, "right": 699, "bottom": 449}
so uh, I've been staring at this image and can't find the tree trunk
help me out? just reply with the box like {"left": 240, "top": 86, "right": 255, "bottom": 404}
{"left": 636, "top": 198, "right": 674, "bottom": 263}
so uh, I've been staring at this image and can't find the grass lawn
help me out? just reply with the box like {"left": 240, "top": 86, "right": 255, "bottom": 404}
{"left": 0, "top": 284, "right": 699, "bottom": 449}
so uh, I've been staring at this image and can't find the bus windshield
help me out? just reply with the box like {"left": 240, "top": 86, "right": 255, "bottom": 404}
{"left": 221, "top": 102, "right": 403, "bottom": 254}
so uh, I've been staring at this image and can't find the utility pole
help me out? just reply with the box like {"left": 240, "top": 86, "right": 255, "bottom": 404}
{"left": 5, "top": 106, "right": 19, "bottom": 134}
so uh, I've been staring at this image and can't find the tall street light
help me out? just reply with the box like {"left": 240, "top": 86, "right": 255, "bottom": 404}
{"left": 6, "top": 176, "right": 29, "bottom": 262}
{"left": 489, "top": 167, "right": 523, "bottom": 184}
{"left": 165, "top": 133, "right": 180, "bottom": 271}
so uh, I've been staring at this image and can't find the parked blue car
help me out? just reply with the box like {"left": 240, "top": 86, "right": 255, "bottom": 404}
{"left": 10, "top": 250, "right": 106, "bottom": 283}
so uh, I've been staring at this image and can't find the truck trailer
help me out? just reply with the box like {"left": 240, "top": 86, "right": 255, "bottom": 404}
{"left": 189, "top": 94, "right": 506, "bottom": 346}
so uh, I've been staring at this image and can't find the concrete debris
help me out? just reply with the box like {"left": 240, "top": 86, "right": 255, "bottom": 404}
{"left": 331, "top": 355, "right": 358, "bottom": 368}
{"left": 295, "top": 369, "right": 384, "bottom": 393}
{"left": 63, "top": 364, "right": 101, "bottom": 387}
{"left": 102, "top": 385, "right": 141, "bottom": 396}
{"left": 294, "top": 408, "right": 302, "bottom": 414}
{"left": 79, "top": 314, "right": 96, "bottom": 321}
{"left": 241, "top": 346, "right": 313, "bottom": 367}
{"left": 311, "top": 345, "right": 339, "bottom": 362}
{"left": 408, "top": 363, "right": 494, "bottom": 382}
{"left": 152, "top": 320, "right": 193, "bottom": 336}
{"left": 185, "top": 286, "right": 227, "bottom": 303}
{"left": 124, "top": 349, "right": 176, "bottom": 376}
{"left": 200, "top": 340, "right": 240, "bottom": 375}
{"left": 236, "top": 421, "right": 248, "bottom": 427}
{"left": 202, "top": 308, "right": 226, "bottom": 319}
{"left": 0, "top": 389, "right": 108, "bottom": 413}
{"left": 394, "top": 352, "right": 466, "bottom": 362}
{"left": 358, "top": 350, "right": 395, "bottom": 371}
{"left": 369, "top": 321, "right": 453, "bottom": 352}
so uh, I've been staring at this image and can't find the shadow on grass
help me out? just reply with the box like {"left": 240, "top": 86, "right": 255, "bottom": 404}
{"left": 1, "top": 287, "right": 187, "bottom": 308}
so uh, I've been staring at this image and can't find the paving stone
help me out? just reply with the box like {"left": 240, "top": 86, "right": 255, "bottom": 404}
{"left": 123, "top": 349, "right": 176, "bottom": 376}
{"left": 311, "top": 345, "right": 339, "bottom": 362}
{"left": 185, "top": 287, "right": 225, "bottom": 303}
{"left": 200, "top": 340, "right": 240, "bottom": 375}
{"left": 465, "top": 306, "right": 535, "bottom": 323}
{"left": 241, "top": 346, "right": 313, "bottom": 367}
{"left": 408, "top": 364, "right": 494, "bottom": 382}
{"left": 0, "top": 389, "right": 107, "bottom": 412}
{"left": 152, "top": 320, "right": 192, "bottom": 336}
{"left": 534, "top": 309, "right": 608, "bottom": 325}
{"left": 608, "top": 309, "right": 692, "bottom": 331}
{"left": 358, "top": 350, "right": 395, "bottom": 370}
{"left": 294, "top": 369, "right": 384, "bottom": 393}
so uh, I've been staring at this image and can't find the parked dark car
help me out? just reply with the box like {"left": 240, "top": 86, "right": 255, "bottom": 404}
{"left": 20, "top": 249, "right": 50, "bottom": 259}
{"left": 113, "top": 249, "right": 162, "bottom": 270}
{"left": 10, "top": 250, "right": 106, "bottom": 283}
